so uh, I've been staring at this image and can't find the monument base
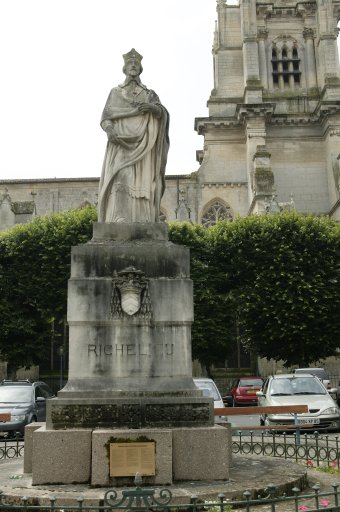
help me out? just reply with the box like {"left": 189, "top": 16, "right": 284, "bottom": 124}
{"left": 26, "top": 424, "right": 232, "bottom": 486}
{"left": 47, "top": 396, "right": 213, "bottom": 429}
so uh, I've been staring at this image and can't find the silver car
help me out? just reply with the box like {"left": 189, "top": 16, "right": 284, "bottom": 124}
{"left": 193, "top": 378, "right": 227, "bottom": 423}
{"left": 0, "top": 380, "right": 55, "bottom": 437}
{"left": 257, "top": 374, "right": 340, "bottom": 431}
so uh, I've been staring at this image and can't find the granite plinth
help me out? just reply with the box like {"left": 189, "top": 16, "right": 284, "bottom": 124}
{"left": 31, "top": 426, "right": 92, "bottom": 485}
{"left": 28, "top": 425, "right": 231, "bottom": 485}
{"left": 46, "top": 396, "right": 214, "bottom": 429}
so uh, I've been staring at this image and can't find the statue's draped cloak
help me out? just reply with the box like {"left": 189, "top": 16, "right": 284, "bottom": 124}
{"left": 98, "top": 85, "right": 170, "bottom": 223}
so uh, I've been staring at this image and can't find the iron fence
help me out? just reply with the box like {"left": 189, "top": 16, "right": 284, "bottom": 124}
{"left": 1, "top": 481, "right": 340, "bottom": 512}
{"left": 232, "top": 430, "right": 340, "bottom": 468}
{"left": 2, "top": 431, "right": 340, "bottom": 470}
{"left": 0, "top": 438, "right": 24, "bottom": 460}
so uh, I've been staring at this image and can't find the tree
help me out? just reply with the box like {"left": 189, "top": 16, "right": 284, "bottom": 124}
{"left": 0, "top": 206, "right": 96, "bottom": 370}
{"left": 0, "top": 209, "right": 339, "bottom": 372}
{"left": 210, "top": 213, "right": 340, "bottom": 367}
{"left": 168, "top": 222, "right": 237, "bottom": 372}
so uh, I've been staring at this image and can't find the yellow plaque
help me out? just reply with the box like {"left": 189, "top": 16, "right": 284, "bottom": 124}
{"left": 109, "top": 442, "right": 155, "bottom": 477}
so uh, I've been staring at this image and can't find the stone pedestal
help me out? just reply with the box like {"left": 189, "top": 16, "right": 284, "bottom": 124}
{"left": 29, "top": 222, "right": 230, "bottom": 485}
{"left": 28, "top": 425, "right": 231, "bottom": 485}
{"left": 46, "top": 222, "right": 212, "bottom": 429}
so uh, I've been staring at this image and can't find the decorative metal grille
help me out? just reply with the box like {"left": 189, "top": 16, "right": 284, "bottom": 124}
{"left": 1, "top": 482, "right": 340, "bottom": 512}
{"left": 232, "top": 430, "right": 340, "bottom": 469}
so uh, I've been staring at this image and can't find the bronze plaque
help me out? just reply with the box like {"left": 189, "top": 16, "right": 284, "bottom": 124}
{"left": 109, "top": 442, "right": 155, "bottom": 477}
{"left": 0, "top": 413, "right": 10, "bottom": 422}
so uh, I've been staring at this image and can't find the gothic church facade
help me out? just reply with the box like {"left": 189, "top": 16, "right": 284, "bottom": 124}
{"left": 1, "top": 0, "right": 340, "bottom": 231}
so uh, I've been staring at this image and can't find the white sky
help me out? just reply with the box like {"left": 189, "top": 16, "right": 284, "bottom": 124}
{"left": 0, "top": 0, "right": 218, "bottom": 180}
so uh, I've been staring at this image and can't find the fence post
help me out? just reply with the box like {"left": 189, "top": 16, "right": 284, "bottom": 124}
{"left": 293, "top": 413, "right": 301, "bottom": 446}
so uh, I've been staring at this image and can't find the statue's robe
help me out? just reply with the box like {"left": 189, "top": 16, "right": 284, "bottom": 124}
{"left": 98, "top": 83, "right": 169, "bottom": 223}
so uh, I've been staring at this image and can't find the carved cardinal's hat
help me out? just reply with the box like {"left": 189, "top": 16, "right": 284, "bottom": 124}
{"left": 123, "top": 48, "right": 143, "bottom": 65}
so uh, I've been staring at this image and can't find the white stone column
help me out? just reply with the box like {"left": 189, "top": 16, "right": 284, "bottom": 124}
{"left": 288, "top": 48, "right": 295, "bottom": 89}
{"left": 320, "top": 35, "right": 340, "bottom": 79}
{"left": 267, "top": 44, "right": 274, "bottom": 90}
{"left": 258, "top": 29, "right": 268, "bottom": 89}
{"left": 303, "top": 28, "right": 317, "bottom": 89}
{"left": 278, "top": 58, "right": 284, "bottom": 91}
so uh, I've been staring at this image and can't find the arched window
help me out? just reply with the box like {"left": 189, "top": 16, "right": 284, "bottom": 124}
{"left": 271, "top": 44, "right": 301, "bottom": 88}
{"left": 201, "top": 200, "right": 233, "bottom": 227}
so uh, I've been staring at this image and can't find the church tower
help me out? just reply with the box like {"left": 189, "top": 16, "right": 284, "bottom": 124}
{"left": 195, "top": 0, "right": 340, "bottom": 218}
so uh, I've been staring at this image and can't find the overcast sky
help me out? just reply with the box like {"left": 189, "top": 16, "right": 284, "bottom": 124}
{"left": 0, "top": 0, "right": 220, "bottom": 180}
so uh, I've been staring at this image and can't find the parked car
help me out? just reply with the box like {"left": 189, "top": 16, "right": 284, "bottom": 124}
{"left": 293, "top": 368, "right": 331, "bottom": 390}
{"left": 257, "top": 374, "right": 340, "bottom": 431}
{"left": 0, "top": 380, "right": 55, "bottom": 437}
{"left": 193, "top": 378, "right": 227, "bottom": 423}
{"left": 225, "top": 376, "right": 263, "bottom": 407}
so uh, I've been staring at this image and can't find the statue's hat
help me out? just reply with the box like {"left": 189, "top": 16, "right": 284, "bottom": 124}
{"left": 123, "top": 48, "right": 143, "bottom": 65}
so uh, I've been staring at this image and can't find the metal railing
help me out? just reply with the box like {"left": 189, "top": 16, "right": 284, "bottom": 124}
{"left": 232, "top": 430, "right": 340, "bottom": 468}
{"left": 0, "top": 438, "right": 24, "bottom": 460}
{"left": 1, "top": 480, "right": 340, "bottom": 512}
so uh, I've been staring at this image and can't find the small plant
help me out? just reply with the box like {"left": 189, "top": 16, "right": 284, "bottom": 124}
{"left": 204, "top": 501, "right": 233, "bottom": 512}
{"left": 317, "top": 459, "right": 340, "bottom": 476}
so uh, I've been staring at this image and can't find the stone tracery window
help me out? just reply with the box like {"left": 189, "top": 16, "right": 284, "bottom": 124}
{"left": 201, "top": 200, "right": 233, "bottom": 227}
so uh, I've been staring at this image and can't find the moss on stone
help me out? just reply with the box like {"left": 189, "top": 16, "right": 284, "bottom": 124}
{"left": 255, "top": 167, "right": 273, "bottom": 177}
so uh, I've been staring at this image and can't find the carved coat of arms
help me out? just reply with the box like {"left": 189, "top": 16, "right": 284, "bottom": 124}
{"left": 111, "top": 267, "right": 152, "bottom": 319}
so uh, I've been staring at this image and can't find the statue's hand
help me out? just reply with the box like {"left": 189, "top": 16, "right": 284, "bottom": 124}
{"left": 138, "top": 103, "right": 162, "bottom": 118}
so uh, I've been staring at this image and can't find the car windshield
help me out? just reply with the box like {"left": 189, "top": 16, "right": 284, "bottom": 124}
{"left": 239, "top": 379, "right": 262, "bottom": 387}
{"left": 195, "top": 381, "right": 220, "bottom": 400}
{"left": 0, "top": 387, "right": 32, "bottom": 403}
{"left": 269, "top": 377, "right": 327, "bottom": 396}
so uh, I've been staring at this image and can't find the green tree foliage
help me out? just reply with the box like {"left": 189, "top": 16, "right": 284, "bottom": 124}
{"left": 0, "top": 206, "right": 96, "bottom": 370}
{"left": 0, "top": 209, "right": 339, "bottom": 371}
{"left": 168, "top": 222, "right": 236, "bottom": 372}
{"left": 210, "top": 213, "right": 340, "bottom": 367}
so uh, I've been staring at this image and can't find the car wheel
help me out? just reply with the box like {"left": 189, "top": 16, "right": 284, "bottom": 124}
{"left": 232, "top": 397, "right": 237, "bottom": 407}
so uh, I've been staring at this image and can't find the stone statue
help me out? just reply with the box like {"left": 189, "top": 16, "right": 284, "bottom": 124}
{"left": 98, "top": 49, "right": 170, "bottom": 223}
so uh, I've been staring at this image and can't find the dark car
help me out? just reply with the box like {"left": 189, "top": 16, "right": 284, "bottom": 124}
{"left": 0, "top": 380, "right": 55, "bottom": 437}
{"left": 227, "top": 376, "right": 264, "bottom": 407}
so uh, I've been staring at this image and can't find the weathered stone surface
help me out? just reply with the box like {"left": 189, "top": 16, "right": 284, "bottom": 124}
{"left": 70, "top": 241, "right": 189, "bottom": 279}
{"left": 92, "top": 222, "right": 168, "bottom": 242}
{"left": 47, "top": 397, "right": 213, "bottom": 429}
{"left": 172, "top": 426, "right": 231, "bottom": 481}
{"left": 57, "top": 222, "right": 200, "bottom": 404}
{"left": 23, "top": 422, "right": 44, "bottom": 474}
{"left": 32, "top": 426, "right": 92, "bottom": 484}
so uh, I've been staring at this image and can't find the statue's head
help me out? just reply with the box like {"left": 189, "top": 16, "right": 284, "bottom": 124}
{"left": 123, "top": 48, "right": 143, "bottom": 77}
